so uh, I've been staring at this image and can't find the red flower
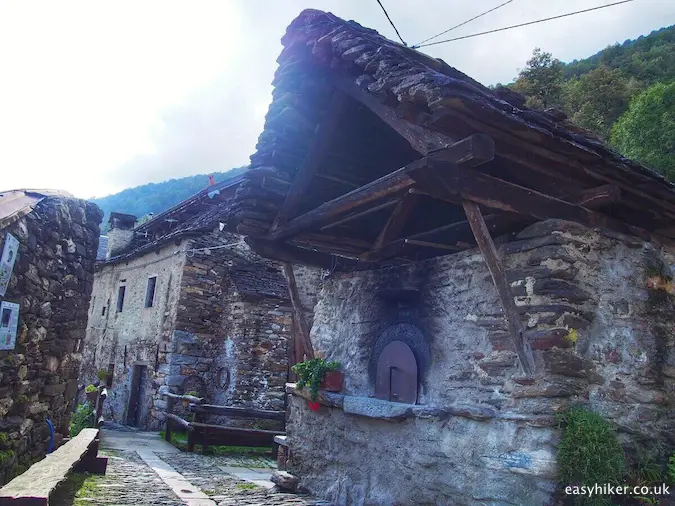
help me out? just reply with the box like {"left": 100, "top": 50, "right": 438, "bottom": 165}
{"left": 308, "top": 401, "right": 320, "bottom": 412}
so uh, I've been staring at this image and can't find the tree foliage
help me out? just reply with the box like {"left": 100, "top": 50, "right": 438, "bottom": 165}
{"left": 507, "top": 25, "right": 675, "bottom": 176}
{"left": 611, "top": 82, "right": 675, "bottom": 180}
{"left": 511, "top": 48, "right": 564, "bottom": 109}
{"left": 91, "top": 167, "right": 247, "bottom": 230}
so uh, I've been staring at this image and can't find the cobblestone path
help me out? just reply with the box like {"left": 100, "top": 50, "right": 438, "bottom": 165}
{"left": 54, "top": 426, "right": 327, "bottom": 506}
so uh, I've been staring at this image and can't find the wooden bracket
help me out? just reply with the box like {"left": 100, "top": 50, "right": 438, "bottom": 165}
{"left": 282, "top": 262, "right": 314, "bottom": 361}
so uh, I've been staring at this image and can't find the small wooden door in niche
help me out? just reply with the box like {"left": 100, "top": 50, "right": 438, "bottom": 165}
{"left": 375, "top": 340, "right": 418, "bottom": 404}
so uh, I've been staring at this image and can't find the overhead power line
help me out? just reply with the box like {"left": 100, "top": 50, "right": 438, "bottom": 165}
{"left": 376, "top": 0, "right": 407, "bottom": 46}
{"left": 412, "top": 0, "right": 515, "bottom": 49}
{"left": 415, "top": 0, "right": 637, "bottom": 49}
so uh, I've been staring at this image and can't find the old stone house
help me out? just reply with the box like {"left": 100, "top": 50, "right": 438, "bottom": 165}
{"left": 230, "top": 10, "right": 675, "bottom": 505}
{"left": 82, "top": 177, "right": 318, "bottom": 430}
{"left": 0, "top": 190, "right": 102, "bottom": 484}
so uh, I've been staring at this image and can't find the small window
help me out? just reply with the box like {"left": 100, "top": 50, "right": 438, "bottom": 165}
{"left": 145, "top": 277, "right": 157, "bottom": 308}
{"left": 91, "top": 296, "right": 96, "bottom": 314}
{"left": 116, "top": 285, "right": 126, "bottom": 313}
{"left": 101, "top": 306, "right": 106, "bottom": 317}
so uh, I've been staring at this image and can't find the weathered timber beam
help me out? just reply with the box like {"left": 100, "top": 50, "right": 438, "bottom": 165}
{"left": 315, "top": 173, "right": 360, "bottom": 188}
{"left": 567, "top": 184, "right": 621, "bottom": 209}
{"left": 462, "top": 201, "right": 536, "bottom": 376}
{"left": 267, "top": 134, "right": 495, "bottom": 242}
{"left": 272, "top": 92, "right": 348, "bottom": 229}
{"left": 282, "top": 262, "right": 314, "bottom": 361}
{"left": 245, "top": 237, "right": 349, "bottom": 269}
{"left": 373, "top": 190, "right": 421, "bottom": 250}
{"left": 189, "top": 404, "right": 285, "bottom": 422}
{"left": 320, "top": 199, "right": 398, "bottom": 231}
{"left": 332, "top": 77, "right": 454, "bottom": 155}
{"left": 410, "top": 160, "right": 652, "bottom": 241}
{"left": 162, "top": 412, "right": 193, "bottom": 431}
{"left": 404, "top": 239, "right": 462, "bottom": 252}
{"left": 293, "top": 234, "right": 372, "bottom": 257}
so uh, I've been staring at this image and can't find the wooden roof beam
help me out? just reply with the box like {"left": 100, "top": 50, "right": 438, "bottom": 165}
{"left": 373, "top": 190, "right": 421, "bottom": 250}
{"left": 267, "top": 134, "right": 495, "bottom": 242}
{"left": 271, "top": 91, "right": 348, "bottom": 230}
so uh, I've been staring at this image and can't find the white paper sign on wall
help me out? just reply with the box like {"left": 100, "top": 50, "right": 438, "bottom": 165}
{"left": 0, "top": 301, "right": 19, "bottom": 351}
{"left": 0, "top": 233, "right": 20, "bottom": 297}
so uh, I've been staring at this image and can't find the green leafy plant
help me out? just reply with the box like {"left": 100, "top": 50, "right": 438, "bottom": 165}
{"left": 557, "top": 406, "right": 625, "bottom": 505}
{"left": 85, "top": 384, "right": 97, "bottom": 393}
{"left": 96, "top": 369, "right": 108, "bottom": 382}
{"left": 69, "top": 402, "right": 95, "bottom": 437}
{"left": 667, "top": 454, "right": 675, "bottom": 484}
{"left": 291, "top": 358, "right": 339, "bottom": 402}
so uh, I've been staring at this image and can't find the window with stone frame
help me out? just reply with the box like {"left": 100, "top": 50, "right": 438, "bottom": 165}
{"left": 116, "top": 285, "right": 126, "bottom": 313}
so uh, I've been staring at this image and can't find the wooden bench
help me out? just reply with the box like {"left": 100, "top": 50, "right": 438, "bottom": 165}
{"left": 187, "top": 423, "right": 284, "bottom": 457}
{"left": 0, "top": 428, "right": 107, "bottom": 506}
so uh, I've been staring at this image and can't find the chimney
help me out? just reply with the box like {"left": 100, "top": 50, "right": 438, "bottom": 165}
{"left": 106, "top": 212, "right": 137, "bottom": 259}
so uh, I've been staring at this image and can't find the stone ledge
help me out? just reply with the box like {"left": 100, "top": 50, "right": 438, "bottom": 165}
{"left": 286, "top": 383, "right": 553, "bottom": 425}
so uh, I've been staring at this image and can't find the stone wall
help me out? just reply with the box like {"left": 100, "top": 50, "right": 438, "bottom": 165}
{"left": 162, "top": 231, "right": 293, "bottom": 428}
{"left": 82, "top": 240, "right": 189, "bottom": 428}
{"left": 286, "top": 219, "right": 675, "bottom": 506}
{"left": 0, "top": 197, "right": 102, "bottom": 484}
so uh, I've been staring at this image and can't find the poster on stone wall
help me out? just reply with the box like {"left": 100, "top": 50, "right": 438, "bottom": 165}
{"left": 0, "top": 233, "right": 19, "bottom": 296}
{"left": 0, "top": 301, "right": 19, "bottom": 350}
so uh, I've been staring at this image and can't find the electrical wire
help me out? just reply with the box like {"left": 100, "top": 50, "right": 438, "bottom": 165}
{"left": 412, "top": 0, "right": 515, "bottom": 49}
{"left": 376, "top": 0, "right": 407, "bottom": 46}
{"left": 415, "top": 0, "right": 636, "bottom": 48}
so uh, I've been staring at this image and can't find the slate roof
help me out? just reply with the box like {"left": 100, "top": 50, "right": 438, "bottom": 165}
{"left": 96, "top": 236, "right": 108, "bottom": 261}
{"left": 229, "top": 263, "right": 289, "bottom": 300}
{"left": 0, "top": 189, "right": 73, "bottom": 229}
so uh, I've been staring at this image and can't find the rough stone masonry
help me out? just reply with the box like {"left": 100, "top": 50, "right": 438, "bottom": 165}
{"left": 0, "top": 196, "right": 102, "bottom": 484}
{"left": 286, "top": 219, "right": 675, "bottom": 506}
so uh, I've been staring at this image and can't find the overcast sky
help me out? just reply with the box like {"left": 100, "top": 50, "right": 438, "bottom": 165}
{"left": 1, "top": 0, "right": 673, "bottom": 198}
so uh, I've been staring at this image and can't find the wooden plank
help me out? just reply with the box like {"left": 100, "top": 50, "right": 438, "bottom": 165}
{"left": 267, "top": 134, "right": 495, "bottom": 242}
{"left": 282, "top": 262, "right": 314, "bottom": 361}
{"left": 191, "top": 424, "right": 284, "bottom": 448}
{"left": 373, "top": 190, "right": 421, "bottom": 250}
{"left": 162, "top": 413, "right": 193, "bottom": 432}
{"left": 163, "top": 393, "right": 204, "bottom": 403}
{"left": 189, "top": 404, "right": 285, "bottom": 422}
{"left": 0, "top": 429, "right": 99, "bottom": 505}
{"left": 272, "top": 92, "right": 348, "bottom": 229}
{"left": 462, "top": 200, "right": 535, "bottom": 376}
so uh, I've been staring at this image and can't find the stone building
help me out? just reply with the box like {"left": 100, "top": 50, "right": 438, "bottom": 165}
{"left": 82, "top": 177, "right": 315, "bottom": 430}
{"left": 229, "top": 10, "right": 675, "bottom": 505}
{"left": 0, "top": 190, "right": 102, "bottom": 484}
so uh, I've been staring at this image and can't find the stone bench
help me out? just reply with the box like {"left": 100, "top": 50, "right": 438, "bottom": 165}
{"left": 0, "top": 428, "right": 107, "bottom": 506}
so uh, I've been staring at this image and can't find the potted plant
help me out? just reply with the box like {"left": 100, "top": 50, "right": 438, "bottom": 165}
{"left": 85, "top": 384, "right": 98, "bottom": 403}
{"left": 291, "top": 358, "right": 342, "bottom": 411}
{"left": 97, "top": 369, "right": 108, "bottom": 383}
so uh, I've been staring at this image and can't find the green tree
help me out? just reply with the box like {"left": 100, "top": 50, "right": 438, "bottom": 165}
{"left": 611, "top": 82, "right": 675, "bottom": 180}
{"left": 511, "top": 48, "right": 564, "bottom": 109}
{"left": 562, "top": 65, "right": 642, "bottom": 139}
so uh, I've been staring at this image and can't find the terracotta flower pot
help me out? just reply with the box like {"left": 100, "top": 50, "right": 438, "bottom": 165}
{"left": 320, "top": 370, "right": 344, "bottom": 392}
{"left": 85, "top": 391, "right": 98, "bottom": 403}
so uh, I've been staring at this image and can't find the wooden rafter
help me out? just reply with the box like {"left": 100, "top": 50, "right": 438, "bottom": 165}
{"left": 567, "top": 184, "right": 621, "bottom": 209}
{"left": 271, "top": 91, "right": 348, "bottom": 230}
{"left": 410, "top": 160, "right": 658, "bottom": 242}
{"left": 267, "top": 134, "right": 495, "bottom": 242}
{"left": 373, "top": 190, "right": 421, "bottom": 250}
{"left": 320, "top": 199, "right": 398, "bottom": 231}
{"left": 332, "top": 77, "right": 453, "bottom": 155}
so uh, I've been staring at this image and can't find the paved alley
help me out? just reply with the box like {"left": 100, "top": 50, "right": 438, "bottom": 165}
{"left": 56, "top": 425, "right": 327, "bottom": 506}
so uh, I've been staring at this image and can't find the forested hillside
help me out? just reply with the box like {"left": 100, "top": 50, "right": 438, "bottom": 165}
{"left": 508, "top": 25, "right": 675, "bottom": 179}
{"left": 92, "top": 167, "right": 246, "bottom": 229}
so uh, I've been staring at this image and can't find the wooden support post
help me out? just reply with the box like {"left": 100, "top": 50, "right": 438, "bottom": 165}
{"left": 282, "top": 262, "right": 314, "bottom": 361}
{"left": 462, "top": 201, "right": 535, "bottom": 375}
{"left": 165, "top": 395, "right": 174, "bottom": 443}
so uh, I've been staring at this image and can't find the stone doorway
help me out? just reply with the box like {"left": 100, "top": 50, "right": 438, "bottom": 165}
{"left": 126, "top": 364, "right": 147, "bottom": 427}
